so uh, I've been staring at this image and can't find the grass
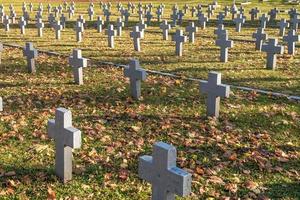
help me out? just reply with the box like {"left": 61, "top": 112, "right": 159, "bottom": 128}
{"left": 0, "top": 0, "right": 300, "bottom": 199}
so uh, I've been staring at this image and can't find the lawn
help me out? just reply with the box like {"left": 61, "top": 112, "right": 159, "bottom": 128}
{"left": 0, "top": 0, "right": 299, "bottom": 199}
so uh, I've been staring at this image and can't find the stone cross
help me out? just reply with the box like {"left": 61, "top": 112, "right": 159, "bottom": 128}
{"left": 233, "top": 14, "right": 245, "bottom": 32}
{"left": 137, "top": 7, "right": 143, "bottom": 21}
{"left": 249, "top": 7, "right": 259, "bottom": 21}
{"left": 138, "top": 141, "right": 192, "bottom": 200}
{"left": 186, "top": 22, "right": 198, "bottom": 43}
{"left": 75, "top": 21, "right": 83, "bottom": 42}
{"left": 77, "top": 15, "right": 85, "bottom": 31}
{"left": 103, "top": 9, "right": 111, "bottom": 23}
{"left": 216, "top": 12, "right": 225, "bottom": 25}
{"left": 68, "top": 7, "right": 74, "bottom": 19}
{"left": 200, "top": 72, "right": 230, "bottom": 118}
{"left": 48, "top": 108, "right": 81, "bottom": 183}
{"left": 29, "top": 3, "right": 33, "bottom": 12}
{"left": 261, "top": 38, "right": 284, "bottom": 70}
{"left": 116, "top": 17, "right": 124, "bottom": 36}
{"left": 207, "top": 5, "right": 214, "bottom": 18}
{"left": 197, "top": 13, "right": 208, "bottom": 29}
{"left": 23, "top": 42, "right": 38, "bottom": 73}
{"left": 69, "top": 49, "right": 87, "bottom": 85}
{"left": 156, "top": 8, "right": 162, "bottom": 22}
{"left": 268, "top": 8, "right": 278, "bottom": 21}
{"left": 172, "top": 30, "right": 187, "bottom": 57}
{"left": 36, "top": 18, "right": 44, "bottom": 37}
{"left": 88, "top": 6, "right": 94, "bottom": 21}
{"left": 3, "top": 15, "right": 10, "bottom": 31}
{"left": 123, "top": 9, "right": 130, "bottom": 25}
{"left": 137, "top": 19, "right": 147, "bottom": 35}
{"left": 230, "top": 4, "right": 237, "bottom": 20}
{"left": 278, "top": 19, "right": 289, "bottom": 37}
{"left": 252, "top": 27, "right": 268, "bottom": 51}
{"left": 48, "top": 13, "right": 55, "bottom": 27}
{"left": 145, "top": 11, "right": 153, "bottom": 25}
{"left": 160, "top": 20, "right": 171, "bottom": 40}
{"left": 53, "top": 21, "right": 63, "bottom": 40}
{"left": 290, "top": 15, "right": 300, "bottom": 31}
{"left": 259, "top": 14, "right": 269, "bottom": 29}
{"left": 130, "top": 26, "right": 143, "bottom": 52}
{"left": 53, "top": 7, "right": 59, "bottom": 17}
{"left": 105, "top": 25, "right": 116, "bottom": 48}
{"left": 96, "top": 16, "right": 104, "bottom": 33}
{"left": 191, "top": 6, "right": 196, "bottom": 17}
{"left": 10, "top": 11, "right": 16, "bottom": 23}
{"left": 170, "top": 11, "right": 178, "bottom": 27}
{"left": 183, "top": 4, "right": 189, "bottom": 14}
{"left": 283, "top": 29, "right": 300, "bottom": 55}
{"left": 124, "top": 59, "right": 147, "bottom": 100}
{"left": 60, "top": 14, "right": 66, "bottom": 29}
{"left": 47, "top": 4, "right": 51, "bottom": 13}
{"left": 224, "top": 6, "right": 229, "bottom": 16}
{"left": 214, "top": 24, "right": 226, "bottom": 39}
{"left": 177, "top": 10, "right": 184, "bottom": 25}
{"left": 19, "top": 16, "right": 27, "bottom": 34}
{"left": 215, "top": 31, "right": 233, "bottom": 62}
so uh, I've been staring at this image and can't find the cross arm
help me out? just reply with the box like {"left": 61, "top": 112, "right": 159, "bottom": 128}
{"left": 138, "top": 155, "right": 154, "bottom": 183}
{"left": 167, "top": 167, "right": 192, "bottom": 196}
{"left": 199, "top": 81, "right": 208, "bottom": 94}
{"left": 216, "top": 84, "right": 230, "bottom": 98}
{"left": 63, "top": 126, "right": 81, "bottom": 149}
{"left": 47, "top": 119, "right": 56, "bottom": 139}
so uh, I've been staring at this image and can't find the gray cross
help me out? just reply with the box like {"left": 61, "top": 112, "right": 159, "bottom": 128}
{"left": 124, "top": 59, "right": 147, "bottom": 100}
{"left": 261, "top": 38, "right": 284, "bottom": 70}
{"left": 278, "top": 19, "right": 289, "bottom": 37}
{"left": 138, "top": 141, "right": 192, "bottom": 200}
{"left": 48, "top": 13, "right": 55, "bottom": 27}
{"left": 197, "top": 13, "right": 208, "bottom": 29}
{"left": 105, "top": 25, "right": 116, "bottom": 48}
{"left": 183, "top": 4, "right": 189, "bottom": 14}
{"left": 87, "top": 6, "right": 94, "bottom": 21}
{"left": 283, "top": 29, "right": 300, "bottom": 55}
{"left": 290, "top": 15, "right": 300, "bottom": 31}
{"left": 186, "top": 22, "right": 198, "bottom": 43}
{"left": 170, "top": 11, "right": 178, "bottom": 27}
{"left": 47, "top": 4, "right": 51, "bottom": 13}
{"left": 145, "top": 11, "right": 153, "bottom": 25}
{"left": 224, "top": 6, "right": 229, "bottom": 16}
{"left": 215, "top": 31, "right": 233, "bottom": 62}
{"left": 77, "top": 15, "right": 85, "bottom": 31}
{"left": 48, "top": 108, "right": 81, "bottom": 183}
{"left": 53, "top": 21, "right": 63, "bottom": 40}
{"left": 216, "top": 12, "right": 225, "bottom": 25}
{"left": 75, "top": 21, "right": 83, "bottom": 42}
{"left": 116, "top": 17, "right": 124, "bottom": 36}
{"left": 19, "top": 16, "right": 27, "bottom": 35}
{"left": 172, "top": 29, "right": 187, "bottom": 57}
{"left": 123, "top": 9, "right": 130, "bottom": 25}
{"left": 96, "top": 16, "right": 104, "bottom": 33}
{"left": 191, "top": 6, "right": 196, "bottom": 17}
{"left": 249, "top": 7, "right": 259, "bottom": 21}
{"left": 130, "top": 26, "right": 143, "bottom": 51}
{"left": 36, "top": 17, "right": 44, "bottom": 37}
{"left": 214, "top": 24, "right": 226, "bottom": 39}
{"left": 69, "top": 49, "right": 87, "bottom": 85}
{"left": 160, "top": 20, "right": 171, "bottom": 40}
{"left": 60, "top": 14, "right": 66, "bottom": 29}
{"left": 156, "top": 8, "right": 162, "bottom": 22}
{"left": 200, "top": 72, "right": 230, "bottom": 118}
{"left": 230, "top": 4, "right": 237, "bottom": 20}
{"left": 3, "top": 15, "right": 10, "bottom": 32}
{"left": 104, "top": 9, "right": 111, "bottom": 23}
{"left": 68, "top": 7, "right": 74, "bottom": 19}
{"left": 137, "top": 19, "right": 147, "bottom": 35}
{"left": 137, "top": 7, "right": 143, "bottom": 21}
{"left": 252, "top": 27, "right": 268, "bottom": 51}
{"left": 259, "top": 14, "right": 269, "bottom": 29}
{"left": 23, "top": 42, "right": 38, "bottom": 73}
{"left": 268, "top": 8, "right": 278, "bottom": 21}
{"left": 177, "top": 10, "right": 184, "bottom": 25}
{"left": 233, "top": 13, "right": 245, "bottom": 32}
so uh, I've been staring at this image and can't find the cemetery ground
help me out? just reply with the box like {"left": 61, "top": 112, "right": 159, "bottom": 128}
{"left": 0, "top": 0, "right": 300, "bottom": 199}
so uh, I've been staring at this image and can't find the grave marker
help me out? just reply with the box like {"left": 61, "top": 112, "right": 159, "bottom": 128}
{"left": 278, "top": 19, "right": 289, "bottom": 37}
{"left": 36, "top": 18, "right": 44, "bottom": 37}
{"left": 160, "top": 20, "right": 171, "bottom": 40}
{"left": 200, "top": 72, "right": 230, "bottom": 118}
{"left": 259, "top": 14, "right": 269, "bottom": 29}
{"left": 139, "top": 141, "right": 192, "bottom": 200}
{"left": 283, "top": 29, "right": 300, "bottom": 55}
{"left": 53, "top": 21, "right": 63, "bottom": 40}
{"left": 130, "top": 26, "right": 143, "bottom": 51}
{"left": 233, "top": 14, "right": 245, "bottom": 32}
{"left": 75, "top": 21, "right": 83, "bottom": 42}
{"left": 48, "top": 108, "right": 81, "bottom": 183}
{"left": 216, "top": 31, "right": 233, "bottom": 62}
{"left": 124, "top": 59, "right": 147, "bottom": 100}
{"left": 23, "top": 42, "right": 38, "bottom": 73}
{"left": 252, "top": 27, "right": 268, "bottom": 51}
{"left": 69, "top": 49, "right": 87, "bottom": 85}
{"left": 172, "top": 29, "right": 187, "bottom": 56}
{"left": 19, "top": 16, "right": 27, "bottom": 34}
{"left": 186, "top": 22, "right": 198, "bottom": 43}
{"left": 261, "top": 38, "right": 284, "bottom": 70}
{"left": 116, "top": 17, "right": 124, "bottom": 36}
{"left": 105, "top": 25, "right": 116, "bottom": 48}
{"left": 96, "top": 16, "right": 104, "bottom": 33}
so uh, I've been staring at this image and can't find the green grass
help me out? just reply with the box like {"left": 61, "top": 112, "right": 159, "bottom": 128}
{"left": 0, "top": 0, "right": 300, "bottom": 199}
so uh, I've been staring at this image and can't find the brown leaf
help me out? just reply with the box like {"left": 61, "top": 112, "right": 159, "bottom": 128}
{"left": 47, "top": 187, "right": 56, "bottom": 200}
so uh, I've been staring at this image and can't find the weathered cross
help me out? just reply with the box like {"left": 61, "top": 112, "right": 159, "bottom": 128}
{"left": 75, "top": 21, "right": 83, "bottom": 42}
{"left": 3, "top": 15, "right": 10, "bottom": 32}
{"left": 215, "top": 31, "right": 233, "bottom": 62}
{"left": 200, "top": 72, "right": 230, "bottom": 118}
{"left": 137, "top": 19, "right": 147, "bottom": 35}
{"left": 36, "top": 18, "right": 44, "bottom": 37}
{"left": 48, "top": 108, "right": 81, "bottom": 183}
{"left": 23, "top": 42, "right": 38, "bottom": 73}
{"left": 160, "top": 20, "right": 171, "bottom": 40}
{"left": 233, "top": 13, "right": 245, "bottom": 32}
{"left": 87, "top": 6, "right": 94, "bottom": 21}
{"left": 116, "top": 17, "right": 124, "bottom": 36}
{"left": 19, "top": 16, "right": 27, "bottom": 35}
{"left": 177, "top": 10, "right": 184, "bottom": 25}
{"left": 130, "top": 26, "right": 143, "bottom": 52}
{"left": 105, "top": 25, "right": 116, "bottom": 48}
{"left": 124, "top": 59, "right": 147, "bottom": 100}
{"left": 145, "top": 11, "right": 153, "bottom": 25}
{"left": 96, "top": 16, "right": 104, "bottom": 33}
{"left": 216, "top": 12, "right": 225, "bottom": 25}
{"left": 69, "top": 49, "right": 87, "bottom": 85}
{"left": 53, "top": 21, "right": 63, "bottom": 40}
{"left": 283, "top": 29, "right": 300, "bottom": 55}
{"left": 290, "top": 14, "right": 300, "bottom": 31}
{"left": 249, "top": 7, "right": 259, "bottom": 21}
{"left": 261, "top": 38, "right": 284, "bottom": 70}
{"left": 278, "top": 18, "right": 289, "bottom": 37}
{"left": 197, "top": 13, "right": 208, "bottom": 29}
{"left": 252, "top": 27, "right": 268, "bottom": 51}
{"left": 172, "top": 29, "right": 187, "bottom": 57}
{"left": 259, "top": 14, "right": 269, "bottom": 29}
{"left": 186, "top": 22, "right": 198, "bottom": 43}
{"left": 139, "top": 141, "right": 192, "bottom": 200}
{"left": 214, "top": 24, "right": 226, "bottom": 39}
{"left": 156, "top": 8, "right": 162, "bottom": 22}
